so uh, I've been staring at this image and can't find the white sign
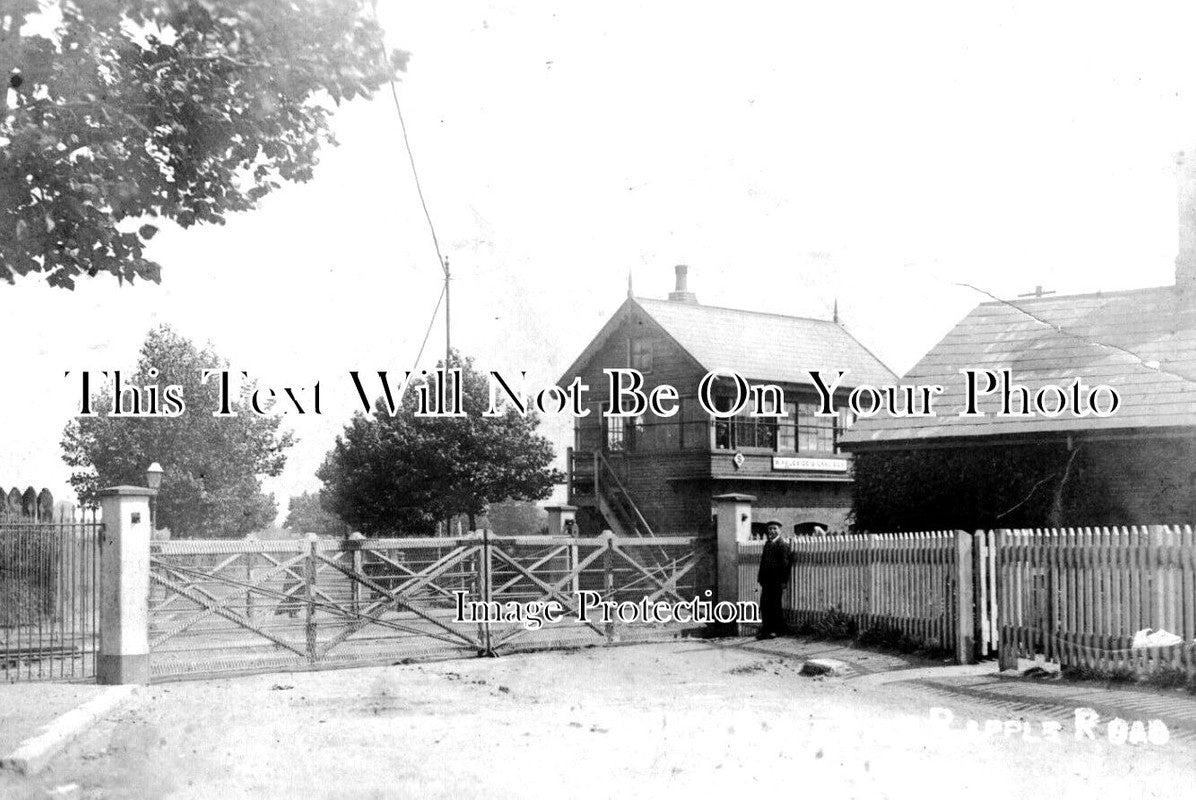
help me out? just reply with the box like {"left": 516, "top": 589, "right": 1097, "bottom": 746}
{"left": 772, "top": 456, "right": 849, "bottom": 473}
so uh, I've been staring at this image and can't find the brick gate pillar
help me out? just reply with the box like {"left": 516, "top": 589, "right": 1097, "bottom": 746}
{"left": 97, "top": 486, "right": 155, "bottom": 684}
{"left": 712, "top": 493, "right": 755, "bottom": 635}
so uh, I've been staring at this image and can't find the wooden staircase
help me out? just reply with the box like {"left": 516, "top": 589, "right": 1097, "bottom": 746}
{"left": 569, "top": 450, "right": 655, "bottom": 537}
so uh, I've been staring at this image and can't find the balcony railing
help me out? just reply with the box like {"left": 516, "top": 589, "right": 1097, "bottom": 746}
{"left": 574, "top": 418, "right": 850, "bottom": 456}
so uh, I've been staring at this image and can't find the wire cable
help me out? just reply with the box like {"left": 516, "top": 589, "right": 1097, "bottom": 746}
{"left": 371, "top": 6, "right": 448, "bottom": 277}
{"left": 410, "top": 283, "right": 447, "bottom": 375}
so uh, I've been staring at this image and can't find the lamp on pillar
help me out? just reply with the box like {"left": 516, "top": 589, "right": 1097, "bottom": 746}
{"left": 145, "top": 462, "right": 163, "bottom": 528}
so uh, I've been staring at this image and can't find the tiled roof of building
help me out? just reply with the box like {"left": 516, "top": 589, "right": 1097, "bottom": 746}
{"left": 634, "top": 298, "right": 897, "bottom": 387}
{"left": 560, "top": 295, "right": 897, "bottom": 389}
{"left": 840, "top": 285, "right": 1196, "bottom": 446}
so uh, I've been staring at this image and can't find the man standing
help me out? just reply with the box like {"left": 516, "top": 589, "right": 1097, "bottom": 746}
{"left": 756, "top": 519, "right": 793, "bottom": 639}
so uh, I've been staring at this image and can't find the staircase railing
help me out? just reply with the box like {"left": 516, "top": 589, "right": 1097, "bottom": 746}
{"left": 593, "top": 450, "right": 655, "bottom": 537}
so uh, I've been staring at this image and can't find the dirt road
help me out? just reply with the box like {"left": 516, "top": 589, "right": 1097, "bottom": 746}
{"left": 6, "top": 640, "right": 1194, "bottom": 799}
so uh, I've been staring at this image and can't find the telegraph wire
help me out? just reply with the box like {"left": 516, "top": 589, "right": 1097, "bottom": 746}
{"left": 387, "top": 76, "right": 448, "bottom": 279}
{"left": 410, "top": 283, "right": 447, "bottom": 376}
{"left": 371, "top": 5, "right": 453, "bottom": 377}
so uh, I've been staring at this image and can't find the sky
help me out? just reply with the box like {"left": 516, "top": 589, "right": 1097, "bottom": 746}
{"left": 2, "top": 0, "right": 1196, "bottom": 512}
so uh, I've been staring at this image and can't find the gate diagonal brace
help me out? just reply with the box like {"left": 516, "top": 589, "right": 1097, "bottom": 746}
{"left": 151, "top": 559, "right": 344, "bottom": 617}
{"left": 149, "top": 565, "right": 308, "bottom": 657}
{"left": 150, "top": 556, "right": 309, "bottom": 650}
{"left": 313, "top": 552, "right": 484, "bottom": 655}
{"left": 360, "top": 549, "right": 460, "bottom": 603}
{"left": 490, "top": 539, "right": 611, "bottom": 611}
{"left": 610, "top": 546, "right": 693, "bottom": 604}
{"left": 155, "top": 557, "right": 440, "bottom": 639}
{"left": 153, "top": 550, "right": 246, "bottom": 613}
{"left": 486, "top": 547, "right": 607, "bottom": 647}
{"left": 254, "top": 550, "right": 343, "bottom": 609}
{"left": 348, "top": 542, "right": 480, "bottom": 620}
{"left": 148, "top": 552, "right": 329, "bottom": 641}
{"left": 490, "top": 545, "right": 571, "bottom": 596}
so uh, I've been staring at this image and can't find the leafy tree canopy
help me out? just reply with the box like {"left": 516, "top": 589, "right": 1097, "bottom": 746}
{"left": 318, "top": 351, "right": 564, "bottom": 536}
{"left": 284, "top": 489, "right": 349, "bottom": 536}
{"left": 0, "top": 0, "right": 405, "bottom": 287}
{"left": 483, "top": 499, "right": 548, "bottom": 537}
{"left": 61, "top": 324, "right": 293, "bottom": 537}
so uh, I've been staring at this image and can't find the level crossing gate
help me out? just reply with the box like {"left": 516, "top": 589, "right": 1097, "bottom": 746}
{"left": 147, "top": 531, "right": 713, "bottom": 680}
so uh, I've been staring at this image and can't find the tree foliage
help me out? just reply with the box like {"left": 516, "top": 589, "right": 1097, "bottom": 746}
{"left": 317, "top": 352, "right": 564, "bottom": 536}
{"left": 483, "top": 499, "right": 548, "bottom": 537}
{"left": 283, "top": 490, "right": 348, "bottom": 536}
{"left": 0, "top": 0, "right": 405, "bottom": 287}
{"left": 61, "top": 324, "right": 293, "bottom": 537}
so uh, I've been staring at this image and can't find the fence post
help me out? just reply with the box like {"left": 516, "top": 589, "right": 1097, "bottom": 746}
{"left": 304, "top": 533, "right": 318, "bottom": 663}
{"left": 601, "top": 530, "right": 616, "bottom": 644}
{"left": 481, "top": 529, "right": 494, "bottom": 656}
{"left": 712, "top": 493, "right": 755, "bottom": 636}
{"left": 954, "top": 530, "right": 975, "bottom": 665}
{"left": 995, "top": 529, "right": 1018, "bottom": 671}
{"left": 348, "top": 532, "right": 365, "bottom": 615}
{"left": 244, "top": 532, "right": 258, "bottom": 621}
{"left": 96, "top": 486, "right": 154, "bottom": 685}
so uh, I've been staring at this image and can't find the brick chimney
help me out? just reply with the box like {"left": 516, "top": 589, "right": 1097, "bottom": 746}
{"left": 1176, "top": 150, "right": 1196, "bottom": 297}
{"left": 668, "top": 264, "right": 698, "bottom": 304}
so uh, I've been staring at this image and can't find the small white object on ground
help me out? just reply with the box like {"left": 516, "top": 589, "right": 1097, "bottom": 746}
{"left": 1131, "top": 628, "right": 1183, "bottom": 648}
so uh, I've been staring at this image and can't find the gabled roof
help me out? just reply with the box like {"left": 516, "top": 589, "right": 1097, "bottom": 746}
{"left": 840, "top": 285, "right": 1196, "bottom": 447}
{"left": 559, "top": 295, "right": 897, "bottom": 389}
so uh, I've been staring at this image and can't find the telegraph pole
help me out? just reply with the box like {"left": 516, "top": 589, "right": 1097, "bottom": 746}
{"left": 443, "top": 255, "right": 451, "bottom": 539}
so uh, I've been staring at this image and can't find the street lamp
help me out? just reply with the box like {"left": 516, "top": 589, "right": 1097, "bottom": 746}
{"left": 145, "top": 462, "right": 163, "bottom": 491}
{"left": 146, "top": 462, "right": 163, "bottom": 530}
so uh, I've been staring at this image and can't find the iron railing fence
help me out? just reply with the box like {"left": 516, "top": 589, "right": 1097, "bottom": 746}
{"left": 1, "top": 516, "right": 102, "bottom": 682}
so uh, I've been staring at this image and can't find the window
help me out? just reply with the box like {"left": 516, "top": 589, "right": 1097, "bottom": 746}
{"left": 630, "top": 338, "right": 653, "bottom": 373}
{"left": 604, "top": 405, "right": 642, "bottom": 452}
{"left": 777, "top": 402, "right": 797, "bottom": 451}
{"left": 712, "top": 394, "right": 779, "bottom": 450}
{"left": 797, "top": 400, "right": 836, "bottom": 452}
{"left": 605, "top": 409, "right": 626, "bottom": 451}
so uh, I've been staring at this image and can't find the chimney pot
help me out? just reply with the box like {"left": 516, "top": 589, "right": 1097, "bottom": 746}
{"left": 668, "top": 264, "right": 698, "bottom": 304}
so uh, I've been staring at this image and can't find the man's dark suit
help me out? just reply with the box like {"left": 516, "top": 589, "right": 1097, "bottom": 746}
{"left": 757, "top": 536, "right": 793, "bottom": 638}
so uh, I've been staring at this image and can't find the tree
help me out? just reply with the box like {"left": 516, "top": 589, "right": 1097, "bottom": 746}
{"left": 0, "top": 0, "right": 406, "bottom": 287}
{"left": 483, "top": 499, "right": 548, "bottom": 536}
{"left": 284, "top": 490, "right": 349, "bottom": 536}
{"left": 317, "top": 352, "right": 564, "bottom": 536}
{"left": 61, "top": 324, "right": 293, "bottom": 537}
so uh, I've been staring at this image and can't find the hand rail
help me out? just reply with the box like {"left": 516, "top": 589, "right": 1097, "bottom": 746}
{"left": 595, "top": 450, "right": 655, "bottom": 537}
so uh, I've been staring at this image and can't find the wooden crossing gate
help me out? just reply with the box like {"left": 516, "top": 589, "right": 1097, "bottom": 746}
{"left": 148, "top": 531, "right": 713, "bottom": 680}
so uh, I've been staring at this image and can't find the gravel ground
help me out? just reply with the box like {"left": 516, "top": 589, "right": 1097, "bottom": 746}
{"left": 3, "top": 640, "right": 1194, "bottom": 799}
